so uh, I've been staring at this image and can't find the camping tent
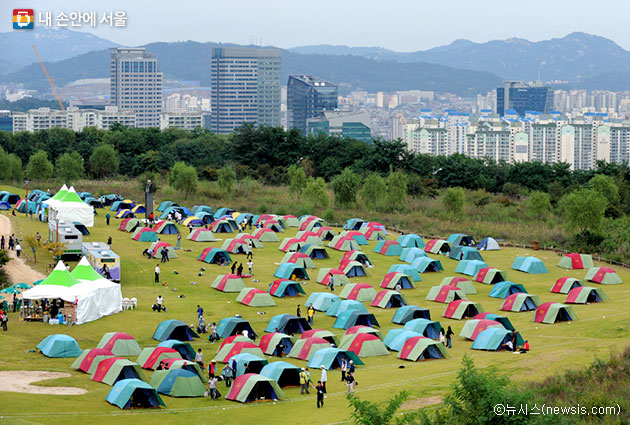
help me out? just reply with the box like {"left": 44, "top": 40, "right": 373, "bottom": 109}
{"left": 264, "top": 314, "right": 311, "bottom": 334}
{"left": 459, "top": 319, "right": 504, "bottom": 340}
{"left": 198, "top": 248, "right": 232, "bottom": 265}
{"left": 236, "top": 288, "right": 276, "bottom": 307}
{"left": 360, "top": 226, "right": 386, "bottom": 241}
{"left": 565, "top": 286, "right": 609, "bottom": 304}
{"left": 489, "top": 281, "right": 528, "bottom": 299}
{"left": 288, "top": 337, "right": 332, "bottom": 360}
{"left": 412, "top": 257, "right": 444, "bottom": 273}
{"left": 334, "top": 310, "right": 380, "bottom": 329}
{"left": 550, "top": 277, "right": 583, "bottom": 294}
{"left": 341, "top": 250, "right": 373, "bottom": 267}
{"left": 106, "top": 378, "right": 165, "bottom": 409}
{"left": 157, "top": 340, "right": 195, "bottom": 361}
{"left": 268, "top": 279, "right": 305, "bottom": 297}
{"left": 344, "top": 218, "right": 366, "bottom": 231}
{"left": 403, "top": 319, "right": 442, "bottom": 339}
{"left": 449, "top": 246, "right": 484, "bottom": 262}
{"left": 511, "top": 256, "right": 548, "bottom": 274}
{"left": 447, "top": 233, "right": 476, "bottom": 247}
{"left": 325, "top": 299, "right": 368, "bottom": 317}
{"left": 477, "top": 237, "right": 500, "bottom": 251}
{"left": 371, "top": 290, "right": 406, "bottom": 308}
{"left": 533, "top": 302, "right": 578, "bottom": 324}
{"left": 307, "top": 348, "right": 364, "bottom": 370}
{"left": 424, "top": 239, "right": 452, "bottom": 255}
{"left": 344, "top": 326, "right": 381, "bottom": 340}
{"left": 150, "top": 369, "right": 205, "bottom": 397}
{"left": 391, "top": 305, "right": 431, "bottom": 324}
{"left": 214, "top": 341, "right": 265, "bottom": 363}
{"left": 274, "top": 263, "right": 309, "bottom": 280}
{"left": 557, "top": 253, "right": 594, "bottom": 269}
{"left": 455, "top": 260, "right": 488, "bottom": 276}
{"left": 373, "top": 240, "right": 403, "bottom": 256}
{"left": 305, "top": 292, "right": 340, "bottom": 312}
{"left": 585, "top": 267, "right": 622, "bottom": 284}
{"left": 149, "top": 242, "right": 178, "bottom": 259}
{"left": 259, "top": 362, "right": 300, "bottom": 387}
{"left": 328, "top": 235, "right": 359, "bottom": 252}
{"left": 380, "top": 272, "right": 414, "bottom": 290}
{"left": 339, "top": 333, "right": 388, "bottom": 357}
{"left": 340, "top": 260, "right": 367, "bottom": 277}
{"left": 22, "top": 259, "right": 122, "bottom": 325}
{"left": 97, "top": 332, "right": 142, "bottom": 357}
{"left": 91, "top": 358, "right": 146, "bottom": 386}
{"left": 388, "top": 265, "right": 423, "bottom": 282}
{"left": 258, "top": 333, "right": 295, "bottom": 356}
{"left": 71, "top": 348, "right": 113, "bottom": 372}
{"left": 154, "top": 221, "right": 180, "bottom": 235}
{"left": 226, "top": 373, "right": 285, "bottom": 403}
{"left": 500, "top": 293, "right": 541, "bottom": 312}
{"left": 230, "top": 353, "right": 269, "bottom": 376}
{"left": 221, "top": 238, "right": 252, "bottom": 255}
{"left": 212, "top": 274, "right": 245, "bottom": 292}
{"left": 439, "top": 277, "right": 476, "bottom": 294}
{"left": 137, "top": 347, "right": 182, "bottom": 370}
{"left": 281, "top": 252, "right": 316, "bottom": 269}
{"left": 252, "top": 228, "right": 280, "bottom": 242}
{"left": 316, "top": 268, "right": 350, "bottom": 287}
{"left": 339, "top": 230, "right": 368, "bottom": 245}
{"left": 473, "top": 313, "right": 514, "bottom": 331}
{"left": 398, "top": 336, "right": 449, "bottom": 361}
{"left": 383, "top": 329, "right": 422, "bottom": 351}
{"left": 397, "top": 234, "right": 425, "bottom": 248}
{"left": 46, "top": 186, "right": 94, "bottom": 227}
{"left": 426, "top": 285, "right": 467, "bottom": 304}
{"left": 316, "top": 226, "right": 336, "bottom": 241}
{"left": 471, "top": 328, "right": 521, "bottom": 351}
{"left": 301, "top": 329, "right": 337, "bottom": 345}
{"left": 340, "top": 283, "right": 377, "bottom": 302}
{"left": 474, "top": 267, "right": 507, "bottom": 284}
{"left": 443, "top": 300, "right": 483, "bottom": 320}
{"left": 216, "top": 318, "right": 257, "bottom": 339}
{"left": 300, "top": 244, "right": 329, "bottom": 260}
{"left": 131, "top": 227, "right": 158, "bottom": 242}
{"left": 399, "top": 247, "right": 428, "bottom": 263}
{"left": 153, "top": 319, "right": 199, "bottom": 342}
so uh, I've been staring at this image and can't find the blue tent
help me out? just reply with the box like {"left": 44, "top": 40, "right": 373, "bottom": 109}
{"left": 157, "top": 340, "right": 195, "bottom": 361}
{"left": 268, "top": 280, "right": 305, "bottom": 297}
{"left": 159, "top": 206, "right": 192, "bottom": 220}
{"left": 447, "top": 233, "right": 476, "bottom": 247}
{"left": 471, "top": 328, "right": 515, "bottom": 351}
{"left": 106, "top": 378, "right": 165, "bottom": 409}
{"left": 399, "top": 247, "right": 428, "bottom": 263}
{"left": 449, "top": 246, "right": 484, "bottom": 262}
{"left": 326, "top": 299, "right": 368, "bottom": 317}
{"left": 0, "top": 201, "right": 11, "bottom": 210}
{"left": 37, "top": 334, "right": 82, "bottom": 358}
{"left": 214, "top": 207, "right": 235, "bottom": 219}
{"left": 299, "top": 244, "right": 329, "bottom": 259}
{"left": 383, "top": 329, "right": 423, "bottom": 351}
{"left": 412, "top": 257, "right": 444, "bottom": 273}
{"left": 478, "top": 237, "right": 500, "bottom": 251}
{"left": 260, "top": 361, "right": 301, "bottom": 387}
{"left": 196, "top": 211, "right": 214, "bottom": 224}
{"left": 397, "top": 234, "right": 425, "bottom": 248}
{"left": 110, "top": 201, "right": 135, "bottom": 211}
{"left": 455, "top": 260, "right": 489, "bottom": 276}
{"left": 0, "top": 193, "right": 20, "bottom": 204}
{"left": 193, "top": 205, "right": 214, "bottom": 215}
{"left": 157, "top": 201, "right": 179, "bottom": 212}
{"left": 274, "top": 263, "right": 309, "bottom": 280}
{"left": 264, "top": 314, "right": 311, "bottom": 334}
{"left": 230, "top": 353, "right": 268, "bottom": 376}
{"left": 403, "top": 319, "right": 442, "bottom": 339}
{"left": 344, "top": 218, "right": 366, "bottom": 231}
{"left": 476, "top": 313, "right": 515, "bottom": 331}
{"left": 388, "top": 265, "right": 423, "bottom": 282}
{"left": 216, "top": 317, "right": 257, "bottom": 339}
{"left": 391, "top": 305, "right": 431, "bottom": 324}
{"left": 153, "top": 320, "right": 199, "bottom": 342}
{"left": 153, "top": 368, "right": 205, "bottom": 397}
{"left": 489, "top": 281, "right": 528, "bottom": 299}
{"left": 307, "top": 348, "right": 364, "bottom": 369}
{"left": 511, "top": 256, "right": 548, "bottom": 274}
{"left": 305, "top": 292, "right": 340, "bottom": 312}
{"left": 333, "top": 310, "right": 379, "bottom": 329}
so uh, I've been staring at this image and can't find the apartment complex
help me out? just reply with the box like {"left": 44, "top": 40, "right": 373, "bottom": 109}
{"left": 11, "top": 107, "right": 136, "bottom": 132}
{"left": 110, "top": 48, "right": 163, "bottom": 128}
{"left": 210, "top": 48, "right": 281, "bottom": 134}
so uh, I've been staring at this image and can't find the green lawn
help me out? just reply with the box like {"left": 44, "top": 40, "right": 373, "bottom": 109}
{"left": 1, "top": 186, "right": 630, "bottom": 425}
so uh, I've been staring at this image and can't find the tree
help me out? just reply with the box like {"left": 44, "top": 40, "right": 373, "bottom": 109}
{"left": 360, "top": 173, "right": 387, "bottom": 210}
{"left": 287, "top": 164, "right": 307, "bottom": 201}
{"left": 559, "top": 189, "right": 607, "bottom": 233}
{"left": 442, "top": 187, "right": 465, "bottom": 217}
{"left": 331, "top": 168, "right": 361, "bottom": 207}
{"left": 386, "top": 170, "right": 409, "bottom": 211}
{"left": 89, "top": 144, "right": 119, "bottom": 178}
{"left": 304, "top": 177, "right": 329, "bottom": 208}
{"left": 55, "top": 152, "right": 84, "bottom": 183}
{"left": 217, "top": 165, "right": 237, "bottom": 197}
{"left": 346, "top": 391, "right": 411, "bottom": 425}
{"left": 525, "top": 191, "right": 552, "bottom": 220}
{"left": 589, "top": 174, "right": 619, "bottom": 207}
{"left": 23, "top": 235, "right": 39, "bottom": 264}
{"left": 168, "top": 161, "right": 198, "bottom": 197}
{"left": 5, "top": 154, "right": 22, "bottom": 182}
{"left": 26, "top": 150, "right": 53, "bottom": 181}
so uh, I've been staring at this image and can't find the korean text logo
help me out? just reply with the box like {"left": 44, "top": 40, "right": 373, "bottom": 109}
{"left": 13, "top": 9, "right": 34, "bottom": 29}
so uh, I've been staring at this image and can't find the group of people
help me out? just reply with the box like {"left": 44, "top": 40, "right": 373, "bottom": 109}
{"left": 152, "top": 295, "right": 166, "bottom": 312}
{"left": 439, "top": 326, "right": 455, "bottom": 348}
{"left": 230, "top": 261, "right": 253, "bottom": 277}
{"left": 1, "top": 234, "right": 21, "bottom": 257}
{"left": 501, "top": 329, "right": 530, "bottom": 353}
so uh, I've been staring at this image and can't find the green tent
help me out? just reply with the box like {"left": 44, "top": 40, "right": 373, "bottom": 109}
{"left": 565, "top": 286, "right": 609, "bottom": 304}
{"left": 557, "top": 253, "right": 594, "bottom": 269}
{"left": 439, "top": 277, "right": 477, "bottom": 294}
{"left": 150, "top": 369, "right": 206, "bottom": 397}
{"left": 316, "top": 268, "right": 351, "bottom": 287}
{"left": 584, "top": 267, "right": 623, "bottom": 284}
{"left": 398, "top": 336, "right": 449, "bottom": 361}
{"left": 226, "top": 373, "right": 286, "bottom": 403}
{"left": 236, "top": 288, "right": 276, "bottom": 307}
{"left": 338, "top": 333, "right": 389, "bottom": 357}
{"left": 96, "top": 332, "right": 142, "bottom": 357}
{"left": 92, "top": 358, "right": 147, "bottom": 386}
{"left": 38, "top": 261, "right": 80, "bottom": 287}
{"left": 71, "top": 257, "right": 104, "bottom": 281}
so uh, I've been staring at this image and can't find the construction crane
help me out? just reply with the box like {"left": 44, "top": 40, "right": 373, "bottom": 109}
{"left": 32, "top": 45, "right": 65, "bottom": 110}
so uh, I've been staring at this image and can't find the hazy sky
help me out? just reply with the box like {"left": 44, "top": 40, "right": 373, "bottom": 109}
{"left": 4, "top": 0, "right": 630, "bottom": 51}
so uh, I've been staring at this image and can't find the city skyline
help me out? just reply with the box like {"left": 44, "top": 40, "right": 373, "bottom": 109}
{"left": 4, "top": 0, "right": 630, "bottom": 51}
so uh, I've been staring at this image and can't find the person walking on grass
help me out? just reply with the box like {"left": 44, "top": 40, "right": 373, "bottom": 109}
{"left": 345, "top": 371, "right": 356, "bottom": 393}
{"left": 328, "top": 273, "right": 335, "bottom": 292}
{"left": 195, "top": 348, "right": 204, "bottom": 368}
{"left": 320, "top": 366, "right": 327, "bottom": 393}
{"left": 446, "top": 326, "right": 454, "bottom": 349}
{"left": 236, "top": 263, "right": 243, "bottom": 277}
{"left": 222, "top": 362, "right": 234, "bottom": 387}
{"left": 247, "top": 259, "right": 253, "bottom": 276}
{"left": 296, "top": 304, "right": 301, "bottom": 318}
{"left": 176, "top": 233, "right": 182, "bottom": 249}
{"left": 307, "top": 304, "right": 315, "bottom": 324}
{"left": 341, "top": 358, "right": 347, "bottom": 382}
{"left": 316, "top": 381, "right": 325, "bottom": 408}
{"left": 299, "top": 368, "right": 310, "bottom": 395}
{"left": 0, "top": 309, "right": 8, "bottom": 331}
{"left": 105, "top": 212, "right": 110, "bottom": 226}
{"left": 107, "top": 236, "right": 112, "bottom": 249}
{"left": 439, "top": 329, "right": 446, "bottom": 345}
{"left": 160, "top": 247, "right": 169, "bottom": 263}
{"left": 207, "top": 374, "right": 219, "bottom": 400}
{"left": 231, "top": 262, "right": 236, "bottom": 275}
{"left": 155, "top": 264, "right": 160, "bottom": 283}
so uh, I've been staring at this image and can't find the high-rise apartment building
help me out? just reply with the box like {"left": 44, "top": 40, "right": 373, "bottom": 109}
{"left": 496, "top": 81, "right": 553, "bottom": 116}
{"left": 210, "top": 48, "right": 281, "bottom": 134}
{"left": 110, "top": 48, "right": 162, "bottom": 128}
{"left": 287, "top": 75, "right": 337, "bottom": 134}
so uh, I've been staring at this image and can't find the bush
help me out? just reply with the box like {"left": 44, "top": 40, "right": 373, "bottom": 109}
{"left": 360, "top": 173, "right": 386, "bottom": 210}
{"left": 442, "top": 187, "right": 465, "bottom": 218}
{"left": 168, "top": 162, "right": 198, "bottom": 198}
{"left": 322, "top": 208, "right": 335, "bottom": 223}
{"left": 468, "top": 189, "right": 492, "bottom": 207}
{"left": 304, "top": 177, "right": 330, "bottom": 209}
{"left": 331, "top": 168, "right": 361, "bottom": 207}
{"left": 525, "top": 191, "right": 552, "bottom": 220}
{"left": 386, "top": 170, "right": 408, "bottom": 212}
{"left": 217, "top": 166, "right": 237, "bottom": 197}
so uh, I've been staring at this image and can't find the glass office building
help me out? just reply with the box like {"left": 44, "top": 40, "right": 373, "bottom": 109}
{"left": 496, "top": 81, "right": 553, "bottom": 116}
{"left": 287, "top": 75, "right": 338, "bottom": 134}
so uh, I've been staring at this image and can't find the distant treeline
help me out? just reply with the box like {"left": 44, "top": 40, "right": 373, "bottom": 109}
{"left": 2, "top": 122, "right": 629, "bottom": 196}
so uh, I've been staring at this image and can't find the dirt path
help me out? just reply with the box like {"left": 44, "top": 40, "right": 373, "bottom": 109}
{"left": 0, "top": 215, "right": 46, "bottom": 285}
{"left": 0, "top": 370, "right": 86, "bottom": 395}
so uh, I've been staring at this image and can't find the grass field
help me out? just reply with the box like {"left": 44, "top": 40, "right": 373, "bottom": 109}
{"left": 1, "top": 184, "right": 629, "bottom": 425}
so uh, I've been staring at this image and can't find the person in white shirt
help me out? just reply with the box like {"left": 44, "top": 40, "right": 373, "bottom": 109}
{"left": 155, "top": 265, "right": 160, "bottom": 283}
{"left": 195, "top": 348, "right": 204, "bottom": 367}
{"left": 320, "top": 366, "right": 327, "bottom": 393}
{"left": 153, "top": 295, "right": 165, "bottom": 312}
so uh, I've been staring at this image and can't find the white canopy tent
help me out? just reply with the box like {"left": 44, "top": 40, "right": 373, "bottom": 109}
{"left": 22, "top": 258, "right": 122, "bottom": 324}
{"left": 45, "top": 186, "right": 94, "bottom": 227}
